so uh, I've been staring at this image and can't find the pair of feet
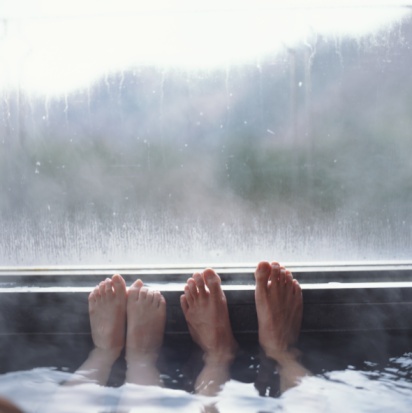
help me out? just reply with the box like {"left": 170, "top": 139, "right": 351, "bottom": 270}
{"left": 88, "top": 261, "right": 302, "bottom": 374}
{"left": 88, "top": 275, "right": 166, "bottom": 365}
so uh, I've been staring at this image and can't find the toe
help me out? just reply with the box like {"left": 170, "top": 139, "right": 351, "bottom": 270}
{"left": 153, "top": 290, "right": 161, "bottom": 307}
{"left": 187, "top": 278, "right": 198, "bottom": 298}
{"left": 159, "top": 294, "right": 166, "bottom": 311}
{"left": 146, "top": 290, "right": 155, "bottom": 303}
{"left": 105, "top": 278, "right": 114, "bottom": 296}
{"left": 269, "top": 262, "right": 281, "bottom": 283}
{"left": 279, "top": 267, "right": 287, "bottom": 284}
{"left": 112, "top": 274, "right": 126, "bottom": 294}
{"left": 254, "top": 261, "right": 271, "bottom": 289}
{"left": 193, "top": 272, "right": 207, "bottom": 298}
{"left": 285, "top": 270, "right": 293, "bottom": 284}
{"left": 184, "top": 284, "right": 194, "bottom": 306}
{"left": 131, "top": 279, "right": 144, "bottom": 289}
{"left": 128, "top": 279, "right": 143, "bottom": 300}
{"left": 88, "top": 290, "right": 97, "bottom": 308}
{"left": 99, "top": 281, "right": 107, "bottom": 297}
{"left": 203, "top": 268, "right": 222, "bottom": 298}
{"left": 293, "top": 279, "right": 302, "bottom": 295}
{"left": 90, "top": 285, "right": 99, "bottom": 299}
{"left": 89, "top": 286, "right": 100, "bottom": 312}
{"left": 180, "top": 294, "right": 189, "bottom": 314}
{"left": 130, "top": 279, "right": 143, "bottom": 292}
{"left": 139, "top": 286, "right": 149, "bottom": 300}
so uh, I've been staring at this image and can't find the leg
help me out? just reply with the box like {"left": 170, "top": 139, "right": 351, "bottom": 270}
{"left": 65, "top": 274, "right": 127, "bottom": 386}
{"left": 125, "top": 280, "right": 166, "bottom": 386}
{"left": 255, "top": 261, "right": 311, "bottom": 393}
{"left": 180, "top": 269, "right": 238, "bottom": 396}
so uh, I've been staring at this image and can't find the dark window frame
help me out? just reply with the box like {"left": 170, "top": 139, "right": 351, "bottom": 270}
{"left": 1, "top": 262, "right": 412, "bottom": 335}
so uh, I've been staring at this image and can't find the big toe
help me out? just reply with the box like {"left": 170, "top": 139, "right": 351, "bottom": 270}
{"left": 112, "top": 274, "right": 127, "bottom": 295}
{"left": 128, "top": 279, "right": 144, "bottom": 300}
{"left": 254, "top": 261, "right": 271, "bottom": 290}
{"left": 203, "top": 268, "right": 222, "bottom": 297}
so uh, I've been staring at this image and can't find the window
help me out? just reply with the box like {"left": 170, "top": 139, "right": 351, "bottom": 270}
{"left": 1, "top": 1, "right": 411, "bottom": 266}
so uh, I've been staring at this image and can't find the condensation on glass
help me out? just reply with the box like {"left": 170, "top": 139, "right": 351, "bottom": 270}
{"left": 0, "top": 2, "right": 411, "bottom": 266}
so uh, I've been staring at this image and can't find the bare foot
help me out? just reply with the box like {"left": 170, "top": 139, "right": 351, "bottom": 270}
{"left": 125, "top": 279, "right": 166, "bottom": 360}
{"left": 125, "top": 280, "right": 166, "bottom": 386}
{"left": 88, "top": 274, "right": 127, "bottom": 356}
{"left": 69, "top": 274, "right": 127, "bottom": 386}
{"left": 254, "top": 261, "right": 303, "bottom": 362}
{"left": 180, "top": 269, "right": 238, "bottom": 364}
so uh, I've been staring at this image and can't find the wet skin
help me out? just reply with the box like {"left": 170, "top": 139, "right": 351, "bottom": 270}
{"left": 181, "top": 268, "right": 238, "bottom": 395}
{"left": 254, "top": 261, "right": 303, "bottom": 361}
{"left": 254, "top": 261, "right": 309, "bottom": 393}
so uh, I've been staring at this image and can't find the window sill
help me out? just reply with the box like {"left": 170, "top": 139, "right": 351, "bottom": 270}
{"left": 0, "top": 262, "right": 411, "bottom": 335}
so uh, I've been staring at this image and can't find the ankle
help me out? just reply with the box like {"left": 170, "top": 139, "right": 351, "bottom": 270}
{"left": 263, "top": 347, "right": 301, "bottom": 366}
{"left": 90, "top": 347, "right": 123, "bottom": 363}
{"left": 125, "top": 348, "right": 159, "bottom": 365}
{"left": 203, "top": 346, "right": 238, "bottom": 366}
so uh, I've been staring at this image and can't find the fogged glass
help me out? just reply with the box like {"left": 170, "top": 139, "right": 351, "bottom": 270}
{"left": 1, "top": 5, "right": 411, "bottom": 266}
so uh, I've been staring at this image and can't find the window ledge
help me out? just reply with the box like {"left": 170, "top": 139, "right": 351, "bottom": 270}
{"left": 0, "top": 262, "right": 411, "bottom": 335}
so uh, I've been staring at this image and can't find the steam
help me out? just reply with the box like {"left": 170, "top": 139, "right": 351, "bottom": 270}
{"left": 0, "top": 6, "right": 411, "bottom": 266}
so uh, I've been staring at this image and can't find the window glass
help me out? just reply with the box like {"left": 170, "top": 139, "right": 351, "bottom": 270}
{"left": 1, "top": 2, "right": 411, "bottom": 266}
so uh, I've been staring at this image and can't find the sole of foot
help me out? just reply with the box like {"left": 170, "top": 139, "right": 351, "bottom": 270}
{"left": 254, "top": 261, "right": 303, "bottom": 361}
{"left": 125, "top": 279, "right": 166, "bottom": 361}
{"left": 88, "top": 273, "right": 127, "bottom": 354}
{"left": 180, "top": 268, "right": 238, "bottom": 364}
